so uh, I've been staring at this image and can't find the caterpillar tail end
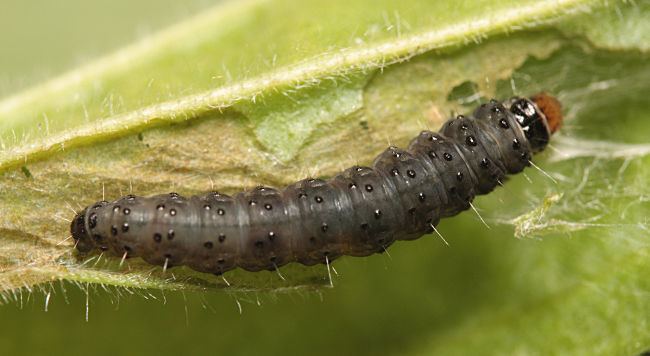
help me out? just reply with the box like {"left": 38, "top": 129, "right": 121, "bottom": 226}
{"left": 531, "top": 92, "right": 562, "bottom": 134}
{"left": 70, "top": 208, "right": 94, "bottom": 254}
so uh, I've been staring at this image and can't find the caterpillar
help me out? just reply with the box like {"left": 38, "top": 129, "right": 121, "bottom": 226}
{"left": 71, "top": 93, "right": 562, "bottom": 275}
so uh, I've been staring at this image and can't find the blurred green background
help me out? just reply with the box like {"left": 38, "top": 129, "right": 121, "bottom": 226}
{"left": 1, "top": 1, "right": 649, "bottom": 355}
{"left": 0, "top": 0, "right": 220, "bottom": 97}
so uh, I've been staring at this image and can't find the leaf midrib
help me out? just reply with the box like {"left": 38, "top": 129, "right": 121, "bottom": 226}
{"left": 0, "top": 0, "right": 596, "bottom": 173}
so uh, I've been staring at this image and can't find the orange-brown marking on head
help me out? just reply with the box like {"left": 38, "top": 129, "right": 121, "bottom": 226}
{"left": 531, "top": 92, "right": 562, "bottom": 134}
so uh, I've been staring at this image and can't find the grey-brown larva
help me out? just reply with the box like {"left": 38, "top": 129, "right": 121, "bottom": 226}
{"left": 71, "top": 93, "right": 563, "bottom": 275}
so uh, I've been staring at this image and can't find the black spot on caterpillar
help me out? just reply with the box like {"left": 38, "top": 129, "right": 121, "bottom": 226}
{"left": 71, "top": 93, "right": 562, "bottom": 275}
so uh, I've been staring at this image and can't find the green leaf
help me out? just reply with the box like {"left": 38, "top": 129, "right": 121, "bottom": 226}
{"left": 2, "top": 0, "right": 650, "bottom": 353}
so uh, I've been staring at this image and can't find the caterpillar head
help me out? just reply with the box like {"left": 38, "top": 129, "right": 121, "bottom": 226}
{"left": 71, "top": 208, "right": 95, "bottom": 253}
{"left": 507, "top": 92, "right": 562, "bottom": 152}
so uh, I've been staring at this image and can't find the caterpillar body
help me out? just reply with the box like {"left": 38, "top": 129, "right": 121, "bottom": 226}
{"left": 71, "top": 93, "right": 562, "bottom": 275}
